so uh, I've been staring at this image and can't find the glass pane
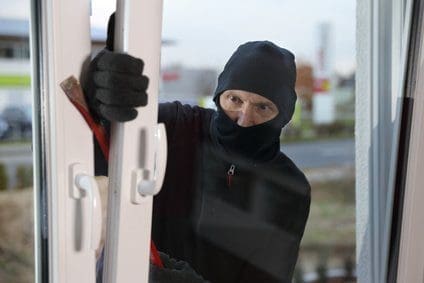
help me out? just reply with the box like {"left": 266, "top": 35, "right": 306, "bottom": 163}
{"left": 158, "top": 1, "right": 356, "bottom": 282}
{"left": 90, "top": 1, "right": 356, "bottom": 282}
{"left": 0, "top": 1, "right": 34, "bottom": 282}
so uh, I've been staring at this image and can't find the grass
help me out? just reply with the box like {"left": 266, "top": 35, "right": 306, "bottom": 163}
{"left": 0, "top": 140, "right": 31, "bottom": 146}
{"left": 305, "top": 178, "right": 355, "bottom": 244}
{"left": 298, "top": 177, "right": 356, "bottom": 273}
{"left": 281, "top": 118, "right": 355, "bottom": 144}
{"left": 0, "top": 189, "right": 34, "bottom": 283}
{"left": 0, "top": 177, "right": 356, "bottom": 281}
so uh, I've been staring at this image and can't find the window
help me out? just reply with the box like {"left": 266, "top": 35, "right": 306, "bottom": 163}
{"left": 0, "top": 1, "right": 34, "bottom": 283}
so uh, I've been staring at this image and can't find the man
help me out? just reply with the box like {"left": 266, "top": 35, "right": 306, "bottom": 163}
{"left": 86, "top": 15, "right": 310, "bottom": 283}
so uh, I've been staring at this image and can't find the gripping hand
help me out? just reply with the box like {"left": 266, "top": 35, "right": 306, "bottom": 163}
{"left": 82, "top": 49, "right": 149, "bottom": 122}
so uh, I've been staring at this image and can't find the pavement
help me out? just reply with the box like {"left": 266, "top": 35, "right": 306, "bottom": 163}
{"left": 0, "top": 138, "right": 355, "bottom": 189}
{"left": 282, "top": 138, "right": 354, "bottom": 169}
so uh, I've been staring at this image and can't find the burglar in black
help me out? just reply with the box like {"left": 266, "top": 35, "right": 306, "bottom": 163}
{"left": 86, "top": 14, "right": 310, "bottom": 283}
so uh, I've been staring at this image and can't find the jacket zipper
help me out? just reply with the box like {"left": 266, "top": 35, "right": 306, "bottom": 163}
{"left": 227, "top": 164, "right": 236, "bottom": 188}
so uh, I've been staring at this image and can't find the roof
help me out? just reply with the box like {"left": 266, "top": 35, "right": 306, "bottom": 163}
{"left": 0, "top": 18, "right": 174, "bottom": 45}
{"left": 0, "top": 18, "right": 107, "bottom": 42}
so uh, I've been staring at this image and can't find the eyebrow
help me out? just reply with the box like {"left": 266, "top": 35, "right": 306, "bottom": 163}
{"left": 253, "top": 102, "right": 276, "bottom": 108}
{"left": 226, "top": 92, "right": 277, "bottom": 109}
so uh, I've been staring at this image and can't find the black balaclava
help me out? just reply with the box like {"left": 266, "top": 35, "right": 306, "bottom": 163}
{"left": 210, "top": 41, "right": 297, "bottom": 162}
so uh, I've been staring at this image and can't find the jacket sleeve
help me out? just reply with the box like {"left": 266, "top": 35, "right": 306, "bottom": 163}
{"left": 158, "top": 101, "right": 208, "bottom": 147}
{"left": 158, "top": 102, "right": 179, "bottom": 142}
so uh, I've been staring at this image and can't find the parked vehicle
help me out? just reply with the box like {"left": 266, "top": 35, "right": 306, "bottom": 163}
{"left": 0, "top": 106, "right": 32, "bottom": 140}
{"left": 0, "top": 116, "right": 10, "bottom": 140}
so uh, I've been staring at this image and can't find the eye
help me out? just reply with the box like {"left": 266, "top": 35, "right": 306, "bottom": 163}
{"left": 228, "top": 95, "right": 242, "bottom": 104}
{"left": 257, "top": 104, "right": 271, "bottom": 112}
{"left": 255, "top": 103, "right": 279, "bottom": 119}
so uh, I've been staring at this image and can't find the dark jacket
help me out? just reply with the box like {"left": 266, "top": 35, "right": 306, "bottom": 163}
{"left": 152, "top": 101, "right": 311, "bottom": 283}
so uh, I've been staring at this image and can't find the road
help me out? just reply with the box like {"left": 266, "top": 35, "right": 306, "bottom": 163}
{"left": 0, "top": 139, "right": 355, "bottom": 189}
{"left": 282, "top": 138, "right": 355, "bottom": 169}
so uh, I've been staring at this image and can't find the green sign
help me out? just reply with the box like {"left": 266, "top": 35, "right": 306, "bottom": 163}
{"left": 0, "top": 75, "right": 31, "bottom": 88}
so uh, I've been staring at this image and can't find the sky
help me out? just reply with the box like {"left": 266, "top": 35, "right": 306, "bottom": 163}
{"left": 0, "top": 0, "right": 356, "bottom": 75}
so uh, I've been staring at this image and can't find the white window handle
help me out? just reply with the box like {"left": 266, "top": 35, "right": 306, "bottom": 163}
{"left": 132, "top": 123, "right": 167, "bottom": 202}
{"left": 75, "top": 173, "right": 102, "bottom": 251}
{"left": 152, "top": 123, "right": 167, "bottom": 194}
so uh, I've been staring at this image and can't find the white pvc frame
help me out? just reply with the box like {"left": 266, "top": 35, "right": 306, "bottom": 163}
{"left": 31, "top": 0, "right": 166, "bottom": 282}
{"left": 102, "top": 1, "right": 165, "bottom": 282}
{"left": 356, "top": 0, "right": 412, "bottom": 282}
{"left": 30, "top": 0, "right": 100, "bottom": 281}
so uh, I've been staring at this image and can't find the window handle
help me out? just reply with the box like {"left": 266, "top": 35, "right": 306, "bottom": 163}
{"left": 73, "top": 171, "right": 102, "bottom": 251}
{"left": 152, "top": 123, "right": 167, "bottom": 194}
{"left": 131, "top": 123, "right": 167, "bottom": 203}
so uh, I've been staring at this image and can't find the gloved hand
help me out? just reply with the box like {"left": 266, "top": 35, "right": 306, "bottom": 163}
{"left": 82, "top": 13, "right": 148, "bottom": 122}
{"left": 149, "top": 252, "right": 209, "bottom": 283}
{"left": 96, "top": 248, "right": 208, "bottom": 283}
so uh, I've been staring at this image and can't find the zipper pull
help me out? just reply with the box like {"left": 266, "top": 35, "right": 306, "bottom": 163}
{"left": 227, "top": 164, "right": 236, "bottom": 188}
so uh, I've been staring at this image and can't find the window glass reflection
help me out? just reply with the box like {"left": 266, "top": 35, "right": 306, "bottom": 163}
{"left": 89, "top": 0, "right": 356, "bottom": 282}
{"left": 0, "top": 2, "right": 34, "bottom": 282}
{"left": 157, "top": 0, "right": 356, "bottom": 282}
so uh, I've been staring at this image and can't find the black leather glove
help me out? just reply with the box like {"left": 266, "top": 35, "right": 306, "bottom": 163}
{"left": 149, "top": 252, "right": 209, "bottom": 283}
{"left": 82, "top": 13, "right": 148, "bottom": 122}
{"left": 97, "top": 248, "right": 208, "bottom": 283}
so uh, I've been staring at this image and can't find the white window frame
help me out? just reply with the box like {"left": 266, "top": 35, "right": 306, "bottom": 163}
{"left": 102, "top": 0, "right": 166, "bottom": 282}
{"left": 31, "top": 0, "right": 166, "bottom": 282}
{"left": 356, "top": 0, "right": 412, "bottom": 282}
{"left": 30, "top": 0, "right": 99, "bottom": 282}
